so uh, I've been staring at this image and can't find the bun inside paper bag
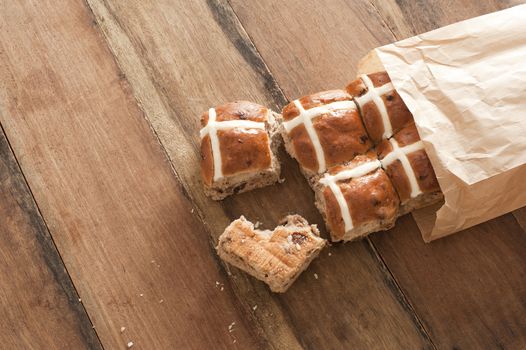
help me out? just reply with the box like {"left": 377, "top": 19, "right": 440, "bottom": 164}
{"left": 369, "top": 4, "right": 526, "bottom": 241}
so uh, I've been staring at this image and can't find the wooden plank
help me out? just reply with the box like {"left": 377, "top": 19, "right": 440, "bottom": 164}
{"left": 0, "top": 128, "right": 101, "bottom": 349}
{"left": 372, "top": 214, "right": 526, "bottom": 348}
{"left": 228, "top": 0, "right": 396, "bottom": 99}
{"left": 84, "top": 0, "right": 433, "bottom": 348}
{"left": 0, "top": 1, "right": 264, "bottom": 349}
{"left": 85, "top": 0, "right": 300, "bottom": 348}
{"left": 379, "top": 0, "right": 510, "bottom": 38}
{"left": 374, "top": 0, "right": 526, "bottom": 236}
{"left": 368, "top": 3, "right": 526, "bottom": 347}
{"left": 513, "top": 207, "right": 526, "bottom": 232}
{"left": 228, "top": 0, "right": 526, "bottom": 347}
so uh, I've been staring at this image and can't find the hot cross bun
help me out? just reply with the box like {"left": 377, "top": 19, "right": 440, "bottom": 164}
{"left": 200, "top": 101, "right": 282, "bottom": 200}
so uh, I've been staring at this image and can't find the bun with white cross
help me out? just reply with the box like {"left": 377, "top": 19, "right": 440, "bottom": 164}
{"left": 200, "top": 101, "right": 282, "bottom": 200}
{"left": 312, "top": 152, "right": 400, "bottom": 242}
{"left": 377, "top": 123, "right": 442, "bottom": 215}
{"left": 346, "top": 71, "right": 414, "bottom": 144}
{"left": 280, "top": 90, "right": 372, "bottom": 178}
{"left": 208, "top": 66, "right": 444, "bottom": 290}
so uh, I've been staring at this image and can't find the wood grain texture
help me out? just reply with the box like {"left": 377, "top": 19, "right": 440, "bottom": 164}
{"left": 229, "top": 0, "right": 526, "bottom": 348}
{"left": 85, "top": 0, "right": 432, "bottom": 348}
{"left": 372, "top": 214, "right": 526, "bottom": 349}
{"left": 0, "top": 1, "right": 264, "bottom": 349}
{"left": 229, "top": 0, "right": 396, "bottom": 99}
{"left": 513, "top": 207, "right": 526, "bottom": 232}
{"left": 86, "top": 0, "right": 300, "bottom": 348}
{"left": 368, "top": 3, "right": 526, "bottom": 347}
{"left": 0, "top": 129, "right": 101, "bottom": 349}
{"left": 380, "top": 0, "right": 511, "bottom": 37}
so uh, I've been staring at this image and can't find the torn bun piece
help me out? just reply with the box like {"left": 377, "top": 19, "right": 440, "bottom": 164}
{"left": 200, "top": 101, "right": 282, "bottom": 200}
{"left": 216, "top": 215, "right": 326, "bottom": 293}
{"left": 377, "top": 123, "right": 443, "bottom": 215}
{"left": 346, "top": 71, "right": 414, "bottom": 144}
{"left": 313, "top": 152, "right": 400, "bottom": 242}
{"left": 280, "top": 90, "right": 372, "bottom": 178}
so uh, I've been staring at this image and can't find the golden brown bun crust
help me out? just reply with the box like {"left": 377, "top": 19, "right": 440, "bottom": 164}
{"left": 288, "top": 124, "right": 320, "bottom": 171}
{"left": 200, "top": 101, "right": 272, "bottom": 186}
{"left": 282, "top": 90, "right": 350, "bottom": 121}
{"left": 217, "top": 129, "right": 271, "bottom": 177}
{"left": 408, "top": 150, "right": 440, "bottom": 193}
{"left": 392, "top": 122, "right": 420, "bottom": 147}
{"left": 377, "top": 123, "right": 440, "bottom": 203}
{"left": 281, "top": 90, "right": 371, "bottom": 173}
{"left": 379, "top": 156, "right": 413, "bottom": 204}
{"left": 346, "top": 71, "right": 391, "bottom": 96}
{"left": 201, "top": 101, "right": 268, "bottom": 125}
{"left": 316, "top": 108, "right": 371, "bottom": 168}
{"left": 200, "top": 135, "right": 214, "bottom": 186}
{"left": 322, "top": 153, "right": 399, "bottom": 240}
{"left": 346, "top": 72, "right": 414, "bottom": 143}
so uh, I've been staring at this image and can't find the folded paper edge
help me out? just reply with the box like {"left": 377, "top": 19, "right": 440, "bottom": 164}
{"left": 356, "top": 49, "right": 444, "bottom": 241}
{"left": 370, "top": 42, "right": 526, "bottom": 241}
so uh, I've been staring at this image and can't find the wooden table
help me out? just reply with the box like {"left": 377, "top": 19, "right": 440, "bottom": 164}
{"left": 1, "top": 1, "right": 525, "bottom": 349}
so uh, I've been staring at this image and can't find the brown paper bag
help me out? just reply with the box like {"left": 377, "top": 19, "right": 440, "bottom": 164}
{"left": 359, "top": 5, "right": 526, "bottom": 242}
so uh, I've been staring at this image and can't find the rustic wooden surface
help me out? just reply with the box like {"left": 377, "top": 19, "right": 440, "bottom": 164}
{"left": 0, "top": 0, "right": 525, "bottom": 349}
{"left": 0, "top": 127, "right": 101, "bottom": 349}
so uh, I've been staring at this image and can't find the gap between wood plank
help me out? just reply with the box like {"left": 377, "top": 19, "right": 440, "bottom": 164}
{"left": 223, "top": 0, "right": 438, "bottom": 347}
{"left": 207, "top": 0, "right": 289, "bottom": 109}
{"left": 85, "top": 0, "right": 210, "bottom": 237}
{"left": 364, "top": 238, "right": 437, "bottom": 349}
{"left": 361, "top": 0, "right": 439, "bottom": 346}
{"left": 226, "top": 1, "right": 526, "bottom": 348}
{"left": 366, "top": 0, "right": 399, "bottom": 40}
{"left": 88, "top": 0, "right": 438, "bottom": 346}
{"left": 82, "top": 0, "right": 298, "bottom": 348}
{"left": 0, "top": 122, "right": 104, "bottom": 350}
{"left": 351, "top": 0, "right": 526, "bottom": 346}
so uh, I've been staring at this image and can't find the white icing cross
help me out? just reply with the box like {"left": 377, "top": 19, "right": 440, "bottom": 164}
{"left": 282, "top": 100, "right": 357, "bottom": 173}
{"left": 200, "top": 108, "right": 265, "bottom": 181}
{"left": 319, "top": 160, "right": 381, "bottom": 232}
{"left": 380, "top": 139, "right": 424, "bottom": 198}
{"left": 354, "top": 74, "right": 395, "bottom": 139}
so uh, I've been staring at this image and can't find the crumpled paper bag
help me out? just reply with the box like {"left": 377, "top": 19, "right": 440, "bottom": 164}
{"left": 374, "top": 4, "right": 526, "bottom": 241}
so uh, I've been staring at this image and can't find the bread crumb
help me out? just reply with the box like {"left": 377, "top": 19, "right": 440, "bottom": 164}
{"left": 228, "top": 322, "right": 236, "bottom": 332}
{"left": 191, "top": 208, "right": 194, "bottom": 213}
{"left": 127, "top": 341, "right": 134, "bottom": 348}
{"left": 295, "top": 243, "right": 301, "bottom": 251}
{"left": 227, "top": 271, "right": 232, "bottom": 276}
{"left": 159, "top": 299, "right": 164, "bottom": 304}
{"left": 78, "top": 298, "right": 82, "bottom": 302}
{"left": 216, "top": 281, "right": 226, "bottom": 291}
{"left": 233, "top": 339, "right": 237, "bottom": 344}
{"left": 254, "top": 221, "right": 261, "bottom": 229}
{"left": 314, "top": 273, "right": 319, "bottom": 280}
{"left": 328, "top": 252, "right": 332, "bottom": 256}
{"left": 278, "top": 177, "right": 285, "bottom": 184}
{"left": 252, "top": 305, "right": 257, "bottom": 311}
{"left": 139, "top": 294, "right": 144, "bottom": 297}
{"left": 120, "top": 326, "right": 126, "bottom": 333}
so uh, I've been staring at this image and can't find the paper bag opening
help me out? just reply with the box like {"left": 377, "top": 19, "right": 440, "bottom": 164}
{"left": 367, "top": 4, "right": 526, "bottom": 241}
